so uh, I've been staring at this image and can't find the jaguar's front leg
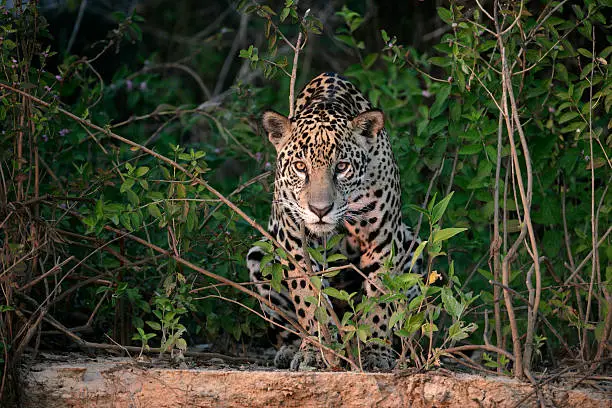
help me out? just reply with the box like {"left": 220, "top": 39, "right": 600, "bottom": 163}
{"left": 283, "top": 234, "right": 340, "bottom": 370}
{"left": 357, "top": 225, "right": 422, "bottom": 371}
{"left": 258, "top": 223, "right": 336, "bottom": 370}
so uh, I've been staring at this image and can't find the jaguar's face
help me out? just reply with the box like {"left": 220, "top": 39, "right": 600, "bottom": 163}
{"left": 262, "top": 109, "right": 384, "bottom": 236}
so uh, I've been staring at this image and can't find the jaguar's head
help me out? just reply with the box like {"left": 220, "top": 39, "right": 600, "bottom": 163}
{"left": 262, "top": 108, "right": 384, "bottom": 236}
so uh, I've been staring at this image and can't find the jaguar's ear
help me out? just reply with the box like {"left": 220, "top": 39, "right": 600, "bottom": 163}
{"left": 262, "top": 110, "right": 292, "bottom": 151}
{"left": 351, "top": 110, "right": 385, "bottom": 140}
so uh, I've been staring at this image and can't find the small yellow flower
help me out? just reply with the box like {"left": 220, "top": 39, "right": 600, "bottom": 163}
{"left": 428, "top": 271, "right": 442, "bottom": 285}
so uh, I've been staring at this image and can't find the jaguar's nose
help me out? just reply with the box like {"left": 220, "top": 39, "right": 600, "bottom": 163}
{"left": 309, "top": 203, "right": 333, "bottom": 219}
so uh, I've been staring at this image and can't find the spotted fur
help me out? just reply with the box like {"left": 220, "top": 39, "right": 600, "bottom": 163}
{"left": 247, "top": 73, "right": 423, "bottom": 370}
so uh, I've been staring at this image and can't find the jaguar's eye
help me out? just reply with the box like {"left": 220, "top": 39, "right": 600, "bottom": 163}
{"left": 293, "top": 161, "right": 307, "bottom": 173}
{"left": 335, "top": 161, "right": 350, "bottom": 173}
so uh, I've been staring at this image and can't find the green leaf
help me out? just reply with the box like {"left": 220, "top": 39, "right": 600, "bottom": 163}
{"left": 363, "top": 53, "right": 378, "bottom": 69}
{"left": 357, "top": 324, "right": 370, "bottom": 342}
{"left": 260, "top": 255, "right": 274, "bottom": 271}
{"left": 408, "top": 294, "right": 424, "bottom": 311}
{"left": 322, "top": 287, "right": 349, "bottom": 301}
{"left": 310, "top": 276, "right": 322, "bottom": 290}
{"left": 307, "top": 247, "right": 324, "bottom": 264}
{"left": 253, "top": 240, "right": 274, "bottom": 253}
{"left": 148, "top": 203, "right": 162, "bottom": 218}
{"left": 441, "top": 287, "right": 464, "bottom": 319}
{"left": 437, "top": 7, "right": 453, "bottom": 24}
{"left": 458, "top": 144, "right": 482, "bottom": 155}
{"left": 389, "top": 310, "right": 405, "bottom": 328}
{"left": 325, "top": 234, "right": 344, "bottom": 250}
{"left": 403, "top": 312, "right": 425, "bottom": 336}
{"left": 580, "top": 63, "right": 594, "bottom": 80}
{"left": 430, "top": 84, "right": 451, "bottom": 118}
{"left": 146, "top": 321, "right": 161, "bottom": 331}
{"left": 430, "top": 191, "right": 454, "bottom": 225}
{"left": 326, "top": 253, "right": 347, "bottom": 263}
{"left": 135, "top": 166, "right": 150, "bottom": 177}
{"left": 429, "top": 56, "right": 451, "bottom": 67}
{"left": 421, "top": 322, "right": 438, "bottom": 337}
{"left": 270, "top": 264, "right": 283, "bottom": 292}
{"left": 95, "top": 200, "right": 104, "bottom": 220}
{"left": 323, "top": 269, "right": 341, "bottom": 278}
{"left": 279, "top": 7, "right": 290, "bottom": 22}
{"left": 120, "top": 213, "right": 133, "bottom": 231}
{"left": 407, "top": 204, "right": 429, "bottom": 216}
{"left": 176, "top": 338, "right": 187, "bottom": 351}
{"left": 409, "top": 240, "right": 427, "bottom": 273}
{"left": 126, "top": 190, "right": 140, "bottom": 206}
{"left": 432, "top": 228, "right": 467, "bottom": 243}
{"left": 381, "top": 30, "right": 390, "bottom": 43}
{"left": 341, "top": 311, "right": 354, "bottom": 327}
{"left": 120, "top": 178, "right": 135, "bottom": 193}
{"left": 314, "top": 306, "right": 329, "bottom": 324}
{"left": 396, "top": 273, "right": 422, "bottom": 288}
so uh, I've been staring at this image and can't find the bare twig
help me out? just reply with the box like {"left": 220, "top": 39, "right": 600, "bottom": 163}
{"left": 16, "top": 256, "right": 75, "bottom": 292}
{"left": 491, "top": 110, "right": 504, "bottom": 372}
{"left": 288, "top": 9, "right": 310, "bottom": 117}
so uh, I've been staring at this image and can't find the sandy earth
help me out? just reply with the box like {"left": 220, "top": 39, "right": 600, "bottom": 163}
{"left": 18, "top": 353, "right": 611, "bottom": 407}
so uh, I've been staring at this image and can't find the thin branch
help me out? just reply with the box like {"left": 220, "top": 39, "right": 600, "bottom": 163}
{"left": 289, "top": 9, "right": 310, "bottom": 117}
{"left": 564, "top": 226, "right": 611, "bottom": 285}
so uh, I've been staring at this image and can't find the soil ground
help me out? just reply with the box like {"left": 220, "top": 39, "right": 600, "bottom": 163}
{"left": 15, "top": 352, "right": 611, "bottom": 407}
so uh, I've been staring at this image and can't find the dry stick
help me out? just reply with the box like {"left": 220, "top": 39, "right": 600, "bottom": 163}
{"left": 17, "top": 256, "right": 75, "bottom": 292}
{"left": 200, "top": 294, "right": 301, "bottom": 338}
{"left": 564, "top": 226, "right": 612, "bottom": 285}
{"left": 200, "top": 171, "right": 272, "bottom": 228}
{"left": 489, "top": 280, "right": 572, "bottom": 356}
{"left": 288, "top": 9, "right": 309, "bottom": 117}
{"left": 503, "top": 45, "right": 541, "bottom": 378}
{"left": 499, "top": 88, "right": 525, "bottom": 380}
{"left": 561, "top": 178, "right": 586, "bottom": 347}
{"left": 0, "top": 324, "right": 8, "bottom": 398}
{"left": 510, "top": 360, "right": 600, "bottom": 408}
{"left": 496, "top": 3, "right": 542, "bottom": 376}
{"left": 445, "top": 149, "right": 459, "bottom": 197}
{"left": 583, "top": 26, "right": 598, "bottom": 362}
{"left": 491, "top": 111, "right": 504, "bottom": 373}
{"left": 445, "top": 352, "right": 499, "bottom": 376}
{"left": 192, "top": 263, "right": 385, "bottom": 297}
{"left": 405, "top": 162, "right": 443, "bottom": 261}
{"left": 12, "top": 308, "right": 46, "bottom": 362}
{"left": 588, "top": 30, "right": 611, "bottom": 366}
{"left": 444, "top": 344, "right": 515, "bottom": 363}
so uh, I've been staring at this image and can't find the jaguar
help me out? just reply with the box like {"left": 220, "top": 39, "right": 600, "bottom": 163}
{"left": 247, "top": 72, "right": 423, "bottom": 371}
